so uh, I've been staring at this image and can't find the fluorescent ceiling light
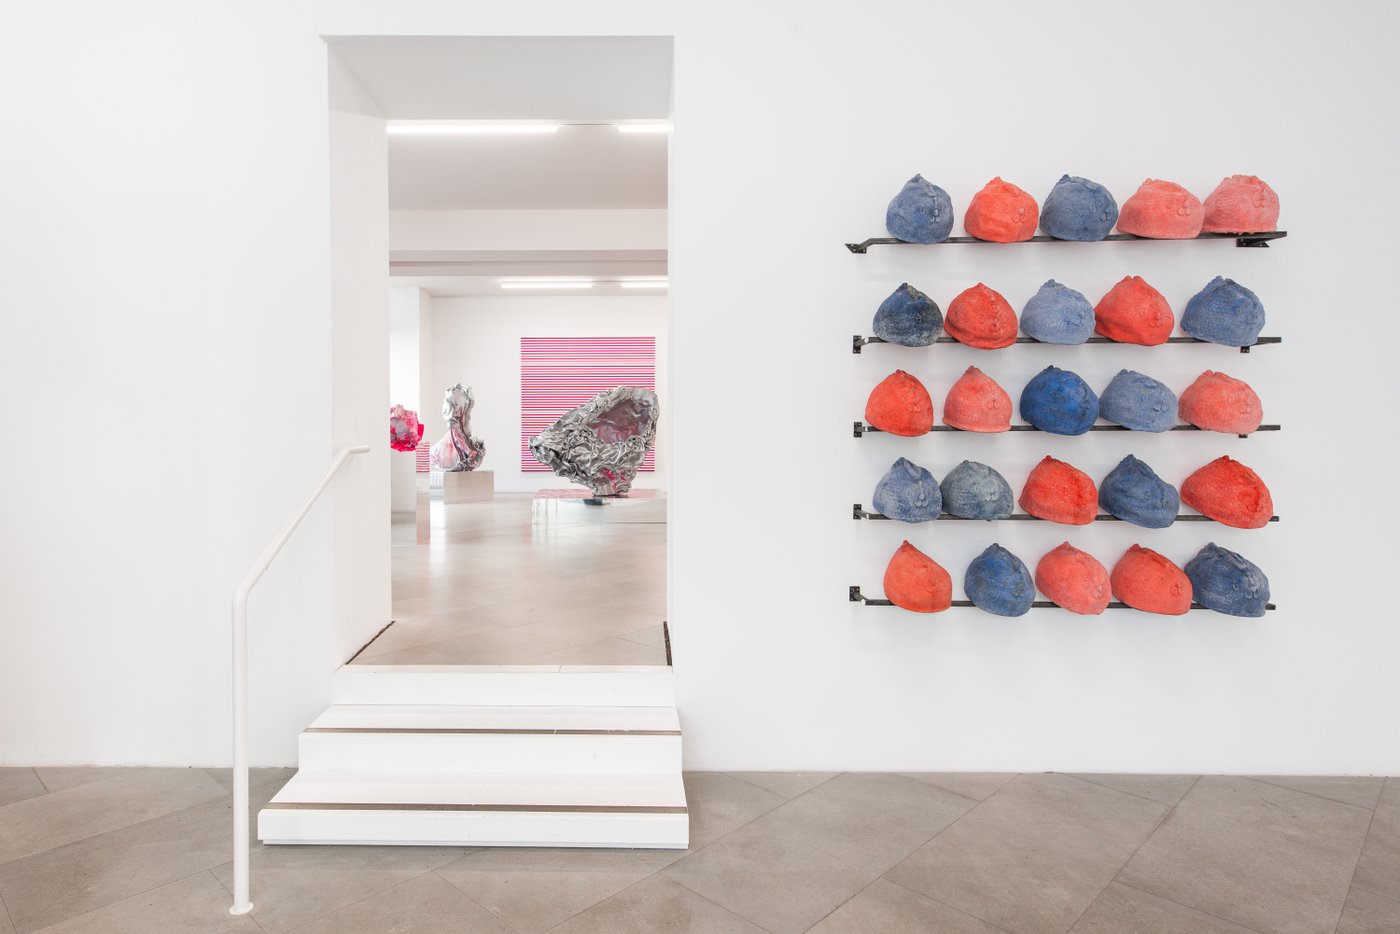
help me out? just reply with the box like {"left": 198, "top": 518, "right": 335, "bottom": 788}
{"left": 500, "top": 280, "right": 594, "bottom": 290}
{"left": 617, "top": 124, "right": 671, "bottom": 134}
{"left": 620, "top": 280, "right": 669, "bottom": 289}
{"left": 387, "top": 123, "right": 559, "bottom": 135}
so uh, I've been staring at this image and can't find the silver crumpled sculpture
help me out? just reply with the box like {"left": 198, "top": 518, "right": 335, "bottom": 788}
{"left": 529, "top": 386, "right": 658, "bottom": 496}
{"left": 429, "top": 383, "right": 486, "bottom": 472}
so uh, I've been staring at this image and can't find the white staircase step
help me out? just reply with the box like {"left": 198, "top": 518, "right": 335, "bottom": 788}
{"left": 297, "top": 704, "right": 681, "bottom": 774}
{"left": 333, "top": 664, "right": 675, "bottom": 707}
{"left": 259, "top": 771, "right": 688, "bottom": 848}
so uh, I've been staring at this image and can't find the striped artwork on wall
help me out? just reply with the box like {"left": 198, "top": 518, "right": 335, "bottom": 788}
{"left": 521, "top": 336, "right": 657, "bottom": 473}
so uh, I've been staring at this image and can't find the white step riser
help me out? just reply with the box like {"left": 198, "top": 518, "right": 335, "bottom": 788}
{"left": 259, "top": 808, "right": 688, "bottom": 849}
{"left": 298, "top": 732, "right": 681, "bottom": 776}
{"left": 332, "top": 667, "right": 675, "bottom": 707}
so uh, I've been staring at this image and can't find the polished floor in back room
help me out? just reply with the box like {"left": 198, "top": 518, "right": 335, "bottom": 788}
{"left": 364, "top": 492, "right": 667, "bottom": 666}
{"left": 0, "top": 768, "right": 1396, "bottom": 933}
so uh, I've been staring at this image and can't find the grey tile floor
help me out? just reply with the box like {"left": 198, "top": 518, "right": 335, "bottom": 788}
{"left": 363, "top": 494, "right": 666, "bottom": 666}
{"left": 0, "top": 767, "right": 1395, "bottom": 933}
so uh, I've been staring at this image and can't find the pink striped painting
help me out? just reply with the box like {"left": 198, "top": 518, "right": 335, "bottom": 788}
{"left": 521, "top": 337, "right": 657, "bottom": 473}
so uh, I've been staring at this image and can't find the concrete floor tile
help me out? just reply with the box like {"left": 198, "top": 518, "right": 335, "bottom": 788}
{"left": 437, "top": 866, "right": 650, "bottom": 933}
{"left": 1069, "top": 881, "right": 1258, "bottom": 933}
{"left": 521, "top": 636, "right": 666, "bottom": 666}
{"left": 203, "top": 768, "right": 297, "bottom": 794}
{"left": 808, "top": 878, "right": 1004, "bottom": 933}
{"left": 551, "top": 874, "right": 764, "bottom": 934}
{"left": 725, "top": 771, "right": 838, "bottom": 801}
{"left": 1335, "top": 887, "right": 1400, "bottom": 934}
{"left": 885, "top": 773, "right": 1168, "bottom": 934}
{"left": 27, "top": 768, "right": 141, "bottom": 794}
{"left": 27, "top": 871, "right": 261, "bottom": 934}
{"left": 898, "top": 772, "right": 1017, "bottom": 802}
{"left": 286, "top": 871, "right": 513, "bottom": 934}
{"left": 1351, "top": 777, "right": 1400, "bottom": 901}
{"left": 616, "top": 626, "right": 666, "bottom": 649}
{"left": 1248, "top": 775, "right": 1386, "bottom": 810}
{"left": 438, "top": 845, "right": 681, "bottom": 876}
{"left": 681, "top": 772, "right": 786, "bottom": 848}
{"left": 0, "top": 892, "right": 13, "bottom": 934}
{"left": 1118, "top": 776, "right": 1373, "bottom": 934}
{"left": 1069, "top": 773, "right": 1199, "bottom": 807}
{"left": 211, "top": 844, "right": 468, "bottom": 933}
{"left": 0, "top": 768, "right": 227, "bottom": 864}
{"left": 0, "top": 772, "right": 43, "bottom": 809}
{"left": 0, "top": 783, "right": 276, "bottom": 933}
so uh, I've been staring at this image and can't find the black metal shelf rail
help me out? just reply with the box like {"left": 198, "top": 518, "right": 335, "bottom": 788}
{"left": 852, "top": 504, "right": 1278, "bottom": 524}
{"left": 853, "top": 335, "right": 1282, "bottom": 355}
{"left": 845, "top": 230, "right": 1287, "bottom": 254}
{"left": 848, "top": 585, "right": 1276, "bottom": 612}
{"left": 854, "top": 421, "right": 1280, "bottom": 439}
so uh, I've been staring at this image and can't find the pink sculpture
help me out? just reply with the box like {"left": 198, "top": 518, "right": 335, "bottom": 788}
{"left": 964, "top": 177, "right": 1039, "bottom": 242}
{"left": 389, "top": 405, "right": 425, "bottom": 453}
{"left": 1202, "top": 175, "right": 1279, "bottom": 233}
{"left": 429, "top": 383, "right": 486, "bottom": 472}
{"left": 1117, "top": 179, "right": 1203, "bottom": 239}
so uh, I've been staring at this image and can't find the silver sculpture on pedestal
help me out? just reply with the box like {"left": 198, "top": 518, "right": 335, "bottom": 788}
{"left": 429, "top": 383, "right": 486, "bottom": 471}
{"left": 529, "top": 386, "right": 658, "bottom": 496}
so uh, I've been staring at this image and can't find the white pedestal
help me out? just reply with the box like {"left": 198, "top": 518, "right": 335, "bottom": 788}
{"left": 532, "top": 488, "right": 666, "bottom": 526}
{"left": 441, "top": 470, "right": 495, "bottom": 504}
{"left": 415, "top": 476, "right": 431, "bottom": 544}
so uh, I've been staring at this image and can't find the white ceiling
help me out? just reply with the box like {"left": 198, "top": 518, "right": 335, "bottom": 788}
{"left": 329, "top": 36, "right": 671, "bottom": 289}
{"left": 388, "top": 125, "right": 667, "bottom": 210}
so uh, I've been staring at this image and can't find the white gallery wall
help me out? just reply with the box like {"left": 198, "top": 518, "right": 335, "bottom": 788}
{"left": 428, "top": 294, "right": 669, "bottom": 493}
{"left": 2, "top": 0, "right": 1397, "bottom": 773}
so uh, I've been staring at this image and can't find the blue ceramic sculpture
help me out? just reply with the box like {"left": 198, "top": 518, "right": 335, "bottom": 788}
{"left": 1099, "top": 369, "right": 1178, "bottom": 432}
{"left": 872, "top": 457, "right": 942, "bottom": 522}
{"left": 1040, "top": 175, "right": 1119, "bottom": 241}
{"left": 1020, "top": 366, "right": 1099, "bottom": 435}
{"left": 872, "top": 283, "right": 943, "bottom": 346}
{"left": 1020, "top": 280, "right": 1095, "bottom": 344}
{"left": 1099, "top": 454, "right": 1179, "bottom": 528}
{"left": 885, "top": 175, "right": 954, "bottom": 244}
{"left": 1181, "top": 277, "right": 1266, "bottom": 347}
{"left": 965, "top": 544, "right": 1036, "bottom": 617}
{"left": 940, "top": 460, "right": 1015, "bottom": 520}
{"left": 1185, "top": 543, "right": 1271, "bottom": 617}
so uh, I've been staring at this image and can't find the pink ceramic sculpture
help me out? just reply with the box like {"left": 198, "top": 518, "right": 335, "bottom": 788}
{"left": 965, "top": 177, "right": 1039, "bottom": 242}
{"left": 1180, "top": 456, "right": 1273, "bottom": 529}
{"left": 946, "top": 284, "right": 1019, "bottom": 349}
{"left": 1036, "top": 542, "right": 1111, "bottom": 615}
{"left": 1094, "top": 276, "right": 1175, "bottom": 346}
{"left": 943, "top": 366, "right": 1012, "bottom": 432}
{"left": 865, "top": 370, "right": 934, "bottom": 436}
{"left": 1202, "top": 175, "right": 1279, "bottom": 233}
{"left": 389, "top": 405, "right": 425, "bottom": 453}
{"left": 1117, "top": 179, "right": 1203, "bottom": 239}
{"left": 883, "top": 540, "right": 953, "bottom": 613}
{"left": 1178, "top": 371, "right": 1264, "bottom": 435}
{"left": 1111, "top": 545, "right": 1193, "bottom": 615}
{"left": 1019, "top": 455, "right": 1098, "bottom": 525}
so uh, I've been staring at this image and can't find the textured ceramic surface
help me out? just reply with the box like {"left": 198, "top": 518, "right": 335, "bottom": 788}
{"left": 1020, "top": 279, "right": 1096, "bottom": 344}
{"left": 940, "top": 460, "right": 1015, "bottom": 520}
{"left": 1099, "top": 369, "right": 1179, "bottom": 432}
{"left": 945, "top": 283, "right": 1019, "bottom": 349}
{"left": 883, "top": 540, "right": 953, "bottom": 613}
{"left": 1020, "top": 455, "right": 1098, "bottom": 525}
{"left": 1020, "top": 365, "right": 1099, "bottom": 435}
{"left": 1040, "top": 174, "right": 1118, "bottom": 241}
{"left": 1095, "top": 276, "right": 1175, "bottom": 346}
{"left": 943, "top": 366, "right": 1012, "bottom": 432}
{"left": 1202, "top": 174, "right": 1280, "bottom": 233}
{"left": 1036, "top": 542, "right": 1111, "bottom": 615}
{"left": 964, "top": 177, "right": 1039, "bottom": 242}
{"left": 1099, "top": 454, "right": 1180, "bottom": 529}
{"left": 1111, "top": 545, "right": 1193, "bottom": 615}
{"left": 1117, "top": 178, "right": 1203, "bottom": 239}
{"left": 1185, "top": 542, "right": 1271, "bottom": 617}
{"left": 1181, "top": 455, "right": 1274, "bottom": 529}
{"left": 872, "top": 282, "right": 943, "bottom": 346}
{"left": 964, "top": 544, "right": 1036, "bottom": 617}
{"left": 865, "top": 369, "right": 935, "bottom": 436}
{"left": 1179, "top": 370, "right": 1264, "bottom": 435}
{"left": 885, "top": 174, "right": 954, "bottom": 243}
{"left": 873, "top": 457, "right": 942, "bottom": 522}
{"left": 1181, "top": 276, "right": 1266, "bottom": 347}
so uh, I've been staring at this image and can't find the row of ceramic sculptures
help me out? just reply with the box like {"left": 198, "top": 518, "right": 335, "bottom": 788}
{"left": 873, "top": 276, "right": 1264, "bottom": 349}
{"left": 884, "top": 539, "right": 1270, "bottom": 617}
{"left": 529, "top": 386, "right": 660, "bottom": 496}
{"left": 873, "top": 454, "right": 1273, "bottom": 530}
{"left": 885, "top": 174, "right": 1279, "bottom": 243}
{"left": 867, "top": 366, "right": 1262, "bottom": 436}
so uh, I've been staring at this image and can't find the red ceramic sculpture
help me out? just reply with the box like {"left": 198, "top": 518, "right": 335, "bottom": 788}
{"left": 865, "top": 369, "right": 934, "bottom": 436}
{"left": 1179, "top": 370, "right": 1263, "bottom": 435}
{"left": 1019, "top": 455, "right": 1098, "bottom": 525}
{"left": 1117, "top": 179, "right": 1203, "bottom": 239}
{"left": 1202, "top": 175, "right": 1280, "bottom": 233}
{"left": 1094, "top": 276, "right": 1175, "bottom": 345}
{"left": 1111, "top": 545, "right": 1193, "bottom": 615}
{"left": 943, "top": 366, "right": 1012, "bottom": 432}
{"left": 1180, "top": 456, "right": 1274, "bottom": 529}
{"left": 946, "top": 283, "right": 1019, "bottom": 349}
{"left": 883, "top": 541, "right": 953, "bottom": 613}
{"left": 1036, "top": 542, "right": 1111, "bottom": 615}
{"left": 965, "top": 177, "right": 1039, "bottom": 242}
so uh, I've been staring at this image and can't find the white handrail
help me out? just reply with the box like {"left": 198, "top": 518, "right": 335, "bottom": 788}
{"left": 229, "top": 443, "right": 371, "bottom": 916}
